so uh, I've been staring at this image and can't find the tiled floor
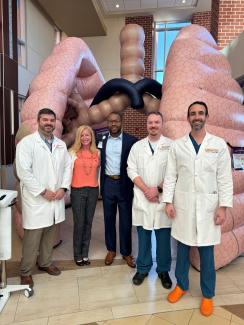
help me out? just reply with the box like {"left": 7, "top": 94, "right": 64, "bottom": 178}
{"left": 1, "top": 259, "right": 244, "bottom": 324}
{"left": 2, "top": 201, "right": 244, "bottom": 324}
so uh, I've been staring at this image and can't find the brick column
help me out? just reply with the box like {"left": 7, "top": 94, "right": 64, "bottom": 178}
{"left": 211, "top": 0, "right": 244, "bottom": 49}
{"left": 122, "top": 16, "right": 153, "bottom": 139}
{"left": 192, "top": 11, "right": 212, "bottom": 31}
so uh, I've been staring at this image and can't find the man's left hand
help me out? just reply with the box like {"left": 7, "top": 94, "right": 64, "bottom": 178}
{"left": 55, "top": 188, "right": 65, "bottom": 200}
{"left": 214, "top": 207, "right": 227, "bottom": 225}
{"left": 144, "top": 187, "right": 158, "bottom": 201}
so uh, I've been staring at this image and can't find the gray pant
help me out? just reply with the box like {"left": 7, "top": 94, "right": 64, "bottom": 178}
{"left": 20, "top": 224, "right": 56, "bottom": 276}
{"left": 71, "top": 187, "right": 99, "bottom": 261}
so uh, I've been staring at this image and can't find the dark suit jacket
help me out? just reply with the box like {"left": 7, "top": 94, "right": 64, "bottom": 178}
{"left": 100, "top": 132, "right": 137, "bottom": 200}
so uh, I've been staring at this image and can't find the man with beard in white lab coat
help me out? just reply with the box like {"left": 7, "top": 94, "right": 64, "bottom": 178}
{"left": 16, "top": 108, "right": 71, "bottom": 288}
{"left": 163, "top": 101, "right": 233, "bottom": 316}
{"left": 127, "top": 112, "right": 173, "bottom": 288}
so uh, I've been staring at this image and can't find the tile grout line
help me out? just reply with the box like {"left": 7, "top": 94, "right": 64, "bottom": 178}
{"left": 188, "top": 308, "right": 195, "bottom": 325}
{"left": 145, "top": 314, "right": 153, "bottom": 325}
{"left": 110, "top": 304, "right": 116, "bottom": 320}
{"left": 77, "top": 276, "right": 81, "bottom": 310}
{"left": 153, "top": 313, "right": 176, "bottom": 325}
{"left": 13, "top": 291, "right": 21, "bottom": 322}
{"left": 131, "top": 281, "right": 140, "bottom": 304}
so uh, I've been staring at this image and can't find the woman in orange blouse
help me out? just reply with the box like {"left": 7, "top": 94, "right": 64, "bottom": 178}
{"left": 69, "top": 125, "right": 100, "bottom": 266}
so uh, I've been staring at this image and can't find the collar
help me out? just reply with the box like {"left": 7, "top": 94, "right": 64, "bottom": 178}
{"left": 147, "top": 134, "right": 162, "bottom": 143}
{"left": 184, "top": 131, "right": 210, "bottom": 143}
{"left": 38, "top": 131, "right": 54, "bottom": 143}
{"left": 108, "top": 132, "right": 123, "bottom": 140}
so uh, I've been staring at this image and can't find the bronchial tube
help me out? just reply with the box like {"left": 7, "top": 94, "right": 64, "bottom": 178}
{"left": 120, "top": 24, "right": 145, "bottom": 83}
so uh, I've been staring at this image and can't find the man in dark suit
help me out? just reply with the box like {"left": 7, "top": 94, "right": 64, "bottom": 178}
{"left": 100, "top": 112, "right": 137, "bottom": 268}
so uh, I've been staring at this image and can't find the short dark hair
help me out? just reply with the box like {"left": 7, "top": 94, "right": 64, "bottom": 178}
{"left": 147, "top": 111, "right": 163, "bottom": 121}
{"left": 107, "top": 112, "right": 123, "bottom": 121}
{"left": 37, "top": 108, "right": 56, "bottom": 121}
{"left": 187, "top": 101, "right": 208, "bottom": 117}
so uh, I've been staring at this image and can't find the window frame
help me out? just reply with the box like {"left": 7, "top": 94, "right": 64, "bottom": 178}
{"left": 153, "top": 20, "right": 191, "bottom": 83}
{"left": 17, "top": 0, "right": 27, "bottom": 67}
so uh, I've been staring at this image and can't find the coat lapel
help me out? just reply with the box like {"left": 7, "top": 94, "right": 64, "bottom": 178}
{"left": 120, "top": 133, "right": 126, "bottom": 165}
{"left": 153, "top": 135, "right": 170, "bottom": 155}
{"left": 144, "top": 137, "right": 153, "bottom": 156}
{"left": 35, "top": 132, "right": 51, "bottom": 154}
{"left": 184, "top": 134, "right": 197, "bottom": 157}
{"left": 197, "top": 132, "right": 211, "bottom": 157}
{"left": 101, "top": 135, "right": 108, "bottom": 168}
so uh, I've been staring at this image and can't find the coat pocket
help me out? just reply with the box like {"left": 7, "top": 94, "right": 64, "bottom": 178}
{"left": 21, "top": 184, "right": 44, "bottom": 206}
{"left": 173, "top": 191, "right": 188, "bottom": 211}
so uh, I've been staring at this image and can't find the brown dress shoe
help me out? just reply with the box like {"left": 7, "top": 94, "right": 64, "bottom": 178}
{"left": 38, "top": 264, "right": 61, "bottom": 276}
{"left": 105, "top": 251, "right": 116, "bottom": 265}
{"left": 20, "top": 275, "right": 34, "bottom": 288}
{"left": 123, "top": 255, "right": 136, "bottom": 268}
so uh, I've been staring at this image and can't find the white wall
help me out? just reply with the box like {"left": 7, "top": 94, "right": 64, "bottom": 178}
{"left": 222, "top": 32, "right": 244, "bottom": 79}
{"left": 83, "top": 16, "right": 125, "bottom": 81}
{"left": 18, "top": 0, "right": 56, "bottom": 96}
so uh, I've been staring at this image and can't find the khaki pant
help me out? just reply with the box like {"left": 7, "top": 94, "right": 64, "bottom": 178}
{"left": 20, "top": 224, "right": 56, "bottom": 276}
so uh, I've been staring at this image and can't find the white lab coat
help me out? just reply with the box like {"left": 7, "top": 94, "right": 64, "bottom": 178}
{"left": 163, "top": 132, "right": 233, "bottom": 246}
{"left": 127, "top": 136, "right": 172, "bottom": 230}
{"left": 16, "top": 131, "right": 71, "bottom": 229}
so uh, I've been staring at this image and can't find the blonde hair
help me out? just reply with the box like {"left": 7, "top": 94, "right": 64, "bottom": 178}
{"left": 69, "top": 125, "right": 98, "bottom": 154}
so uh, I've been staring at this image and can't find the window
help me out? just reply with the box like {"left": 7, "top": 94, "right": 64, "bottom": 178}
{"left": 18, "top": 95, "right": 25, "bottom": 125}
{"left": 55, "top": 26, "right": 61, "bottom": 44}
{"left": 154, "top": 21, "right": 191, "bottom": 83}
{"left": 17, "top": 0, "right": 26, "bottom": 66}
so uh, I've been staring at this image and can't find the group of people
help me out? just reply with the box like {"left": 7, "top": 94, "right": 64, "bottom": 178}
{"left": 16, "top": 100, "right": 233, "bottom": 317}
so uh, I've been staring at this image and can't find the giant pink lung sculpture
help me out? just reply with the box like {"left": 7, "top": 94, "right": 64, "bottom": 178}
{"left": 160, "top": 24, "right": 244, "bottom": 270}
{"left": 17, "top": 25, "right": 160, "bottom": 148}
{"left": 17, "top": 37, "right": 105, "bottom": 142}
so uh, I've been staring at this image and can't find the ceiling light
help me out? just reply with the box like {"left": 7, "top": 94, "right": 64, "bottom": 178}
{"left": 182, "top": 0, "right": 186, "bottom": 3}
{"left": 116, "top": 4, "right": 119, "bottom": 8}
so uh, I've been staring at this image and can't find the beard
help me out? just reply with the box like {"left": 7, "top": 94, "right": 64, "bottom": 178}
{"left": 148, "top": 129, "right": 160, "bottom": 137}
{"left": 39, "top": 124, "right": 55, "bottom": 134}
{"left": 191, "top": 120, "right": 205, "bottom": 131}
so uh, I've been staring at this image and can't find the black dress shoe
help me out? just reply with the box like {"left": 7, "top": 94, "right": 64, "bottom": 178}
{"left": 75, "top": 260, "right": 84, "bottom": 266}
{"left": 82, "top": 258, "right": 91, "bottom": 265}
{"left": 158, "top": 272, "right": 172, "bottom": 289}
{"left": 132, "top": 272, "right": 148, "bottom": 286}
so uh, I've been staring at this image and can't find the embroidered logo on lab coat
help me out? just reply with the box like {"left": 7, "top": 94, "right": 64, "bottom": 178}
{"left": 205, "top": 148, "right": 219, "bottom": 153}
{"left": 54, "top": 144, "right": 63, "bottom": 149}
{"left": 159, "top": 145, "right": 170, "bottom": 151}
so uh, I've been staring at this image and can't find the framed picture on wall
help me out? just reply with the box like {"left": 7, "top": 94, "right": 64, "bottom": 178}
{"left": 228, "top": 143, "right": 244, "bottom": 170}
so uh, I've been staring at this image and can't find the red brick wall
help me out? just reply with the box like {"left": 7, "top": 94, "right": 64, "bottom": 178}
{"left": 192, "top": 11, "right": 212, "bottom": 31}
{"left": 123, "top": 16, "right": 153, "bottom": 139}
{"left": 211, "top": 0, "right": 244, "bottom": 49}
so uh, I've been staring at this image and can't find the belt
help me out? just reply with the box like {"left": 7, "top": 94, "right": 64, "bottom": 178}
{"left": 106, "top": 175, "right": 120, "bottom": 180}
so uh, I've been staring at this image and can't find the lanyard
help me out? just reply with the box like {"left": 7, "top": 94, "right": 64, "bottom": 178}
{"left": 148, "top": 141, "right": 154, "bottom": 155}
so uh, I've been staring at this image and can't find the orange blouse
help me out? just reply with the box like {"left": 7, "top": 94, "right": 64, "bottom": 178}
{"left": 71, "top": 150, "right": 99, "bottom": 188}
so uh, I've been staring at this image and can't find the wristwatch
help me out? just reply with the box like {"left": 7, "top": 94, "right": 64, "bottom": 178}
{"left": 157, "top": 186, "right": 163, "bottom": 194}
{"left": 41, "top": 189, "right": 47, "bottom": 196}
